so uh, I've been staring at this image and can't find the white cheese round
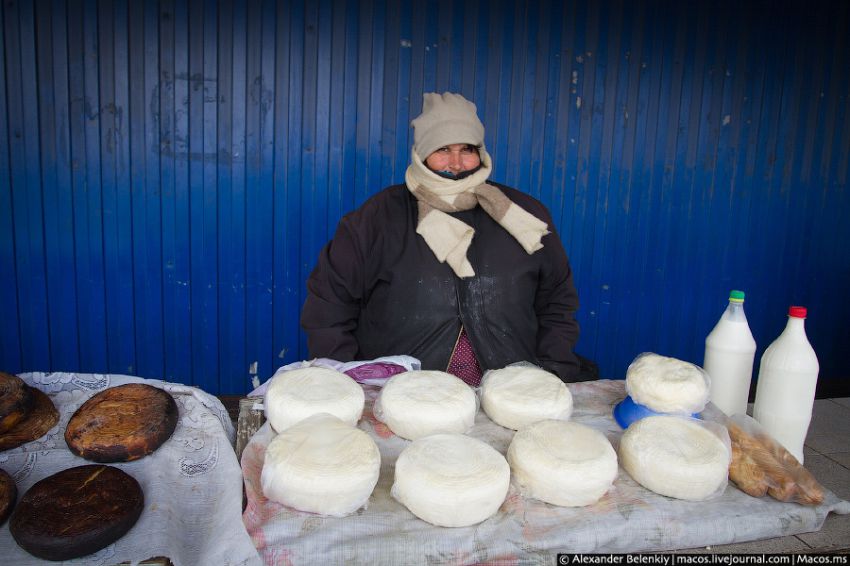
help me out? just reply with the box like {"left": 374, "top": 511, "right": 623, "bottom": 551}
{"left": 391, "top": 433, "right": 510, "bottom": 527}
{"left": 261, "top": 413, "right": 380, "bottom": 516}
{"left": 626, "top": 353, "right": 710, "bottom": 414}
{"left": 264, "top": 366, "right": 365, "bottom": 433}
{"left": 619, "top": 415, "right": 730, "bottom": 501}
{"left": 480, "top": 365, "right": 573, "bottom": 430}
{"left": 375, "top": 370, "right": 477, "bottom": 440}
{"left": 507, "top": 420, "right": 617, "bottom": 506}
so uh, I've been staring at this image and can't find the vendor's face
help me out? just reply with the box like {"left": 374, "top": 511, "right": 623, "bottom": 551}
{"left": 425, "top": 144, "right": 481, "bottom": 175}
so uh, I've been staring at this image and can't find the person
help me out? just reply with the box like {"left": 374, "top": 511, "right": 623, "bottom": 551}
{"left": 301, "top": 92, "right": 594, "bottom": 384}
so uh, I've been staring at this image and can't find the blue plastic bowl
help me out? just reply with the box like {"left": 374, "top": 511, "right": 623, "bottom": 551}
{"left": 613, "top": 395, "right": 700, "bottom": 429}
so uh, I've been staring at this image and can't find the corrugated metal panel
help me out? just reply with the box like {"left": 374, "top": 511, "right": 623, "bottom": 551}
{"left": 1, "top": 0, "right": 848, "bottom": 394}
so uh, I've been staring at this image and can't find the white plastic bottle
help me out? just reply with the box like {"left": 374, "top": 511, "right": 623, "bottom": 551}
{"left": 752, "top": 306, "right": 820, "bottom": 464}
{"left": 704, "top": 290, "right": 757, "bottom": 416}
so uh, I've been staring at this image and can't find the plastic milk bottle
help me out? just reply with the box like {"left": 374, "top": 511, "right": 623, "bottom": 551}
{"left": 703, "top": 290, "right": 757, "bottom": 416}
{"left": 752, "top": 306, "right": 819, "bottom": 464}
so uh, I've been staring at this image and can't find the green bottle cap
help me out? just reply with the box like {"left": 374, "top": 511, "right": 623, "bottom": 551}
{"left": 729, "top": 290, "right": 745, "bottom": 302}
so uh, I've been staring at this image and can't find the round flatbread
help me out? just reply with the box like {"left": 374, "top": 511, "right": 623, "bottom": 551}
{"left": 0, "top": 468, "right": 16, "bottom": 526}
{"left": 65, "top": 383, "right": 178, "bottom": 462}
{"left": 0, "top": 372, "right": 33, "bottom": 434}
{"left": 10, "top": 465, "right": 144, "bottom": 561}
{"left": 0, "top": 387, "right": 59, "bottom": 452}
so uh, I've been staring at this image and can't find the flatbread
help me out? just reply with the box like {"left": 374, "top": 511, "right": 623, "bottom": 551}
{"left": 0, "top": 372, "right": 33, "bottom": 434}
{"left": 65, "top": 383, "right": 178, "bottom": 462}
{"left": 10, "top": 464, "right": 143, "bottom": 560}
{"left": 0, "top": 387, "right": 59, "bottom": 451}
{"left": 0, "top": 468, "right": 16, "bottom": 526}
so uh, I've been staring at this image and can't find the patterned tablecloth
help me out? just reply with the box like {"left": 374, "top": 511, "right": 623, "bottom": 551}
{"left": 0, "top": 373, "right": 262, "bottom": 566}
{"left": 242, "top": 379, "right": 850, "bottom": 565}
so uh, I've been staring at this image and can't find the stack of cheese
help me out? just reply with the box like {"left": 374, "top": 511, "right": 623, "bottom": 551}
{"left": 261, "top": 367, "right": 380, "bottom": 517}
{"left": 0, "top": 371, "right": 59, "bottom": 452}
{"left": 619, "top": 353, "right": 731, "bottom": 501}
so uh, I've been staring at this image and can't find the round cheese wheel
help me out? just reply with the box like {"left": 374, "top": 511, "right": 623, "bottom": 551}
{"left": 10, "top": 465, "right": 143, "bottom": 561}
{"left": 391, "top": 433, "right": 510, "bottom": 527}
{"left": 480, "top": 366, "right": 573, "bottom": 430}
{"left": 264, "top": 367, "right": 365, "bottom": 433}
{"left": 507, "top": 420, "right": 617, "bottom": 507}
{"left": 0, "top": 372, "right": 33, "bottom": 434}
{"left": 65, "top": 383, "right": 178, "bottom": 462}
{"left": 626, "top": 353, "right": 709, "bottom": 414}
{"left": 0, "top": 387, "right": 59, "bottom": 452}
{"left": 619, "top": 415, "right": 730, "bottom": 501}
{"left": 376, "top": 370, "right": 477, "bottom": 440}
{"left": 261, "top": 413, "right": 380, "bottom": 517}
{"left": 0, "top": 468, "right": 16, "bottom": 526}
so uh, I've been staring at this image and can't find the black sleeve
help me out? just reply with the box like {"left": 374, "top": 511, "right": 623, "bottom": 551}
{"left": 533, "top": 209, "right": 584, "bottom": 381}
{"left": 300, "top": 216, "right": 365, "bottom": 361}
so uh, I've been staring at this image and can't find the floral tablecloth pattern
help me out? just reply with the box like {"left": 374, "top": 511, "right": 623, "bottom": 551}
{"left": 0, "top": 373, "right": 262, "bottom": 566}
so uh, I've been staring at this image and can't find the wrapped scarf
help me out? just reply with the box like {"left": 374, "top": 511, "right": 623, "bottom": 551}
{"left": 404, "top": 149, "right": 550, "bottom": 278}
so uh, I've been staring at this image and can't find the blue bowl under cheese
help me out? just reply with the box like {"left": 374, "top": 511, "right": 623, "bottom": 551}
{"left": 613, "top": 395, "right": 700, "bottom": 429}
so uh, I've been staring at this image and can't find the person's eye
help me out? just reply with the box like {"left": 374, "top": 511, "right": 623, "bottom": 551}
{"left": 461, "top": 145, "right": 477, "bottom": 154}
{"left": 437, "top": 147, "right": 450, "bottom": 153}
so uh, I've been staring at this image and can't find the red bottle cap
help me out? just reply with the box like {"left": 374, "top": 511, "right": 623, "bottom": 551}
{"left": 788, "top": 306, "right": 807, "bottom": 318}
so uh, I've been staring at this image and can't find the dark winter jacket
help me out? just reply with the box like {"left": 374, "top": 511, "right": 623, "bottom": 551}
{"left": 301, "top": 182, "right": 584, "bottom": 381}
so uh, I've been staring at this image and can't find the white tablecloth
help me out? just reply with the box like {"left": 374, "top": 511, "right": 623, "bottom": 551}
{"left": 242, "top": 379, "right": 850, "bottom": 565}
{"left": 0, "top": 372, "right": 262, "bottom": 566}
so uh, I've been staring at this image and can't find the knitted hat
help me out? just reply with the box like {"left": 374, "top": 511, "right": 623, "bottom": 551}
{"left": 411, "top": 92, "right": 485, "bottom": 159}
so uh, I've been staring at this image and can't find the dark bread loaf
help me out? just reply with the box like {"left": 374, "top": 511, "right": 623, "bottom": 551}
{"left": 65, "top": 383, "right": 178, "bottom": 462}
{"left": 0, "top": 371, "right": 33, "bottom": 434}
{"left": 0, "top": 387, "right": 59, "bottom": 451}
{"left": 0, "top": 468, "right": 16, "bottom": 526}
{"left": 10, "top": 464, "right": 143, "bottom": 561}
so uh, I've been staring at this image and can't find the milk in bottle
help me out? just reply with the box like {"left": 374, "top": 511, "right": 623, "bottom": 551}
{"left": 752, "top": 306, "right": 819, "bottom": 464}
{"left": 704, "top": 290, "right": 757, "bottom": 416}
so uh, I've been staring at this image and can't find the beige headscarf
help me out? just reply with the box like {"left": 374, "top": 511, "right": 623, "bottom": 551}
{"left": 405, "top": 93, "right": 550, "bottom": 278}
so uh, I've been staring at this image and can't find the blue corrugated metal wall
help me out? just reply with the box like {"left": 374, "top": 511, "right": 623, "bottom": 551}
{"left": 1, "top": 0, "right": 848, "bottom": 394}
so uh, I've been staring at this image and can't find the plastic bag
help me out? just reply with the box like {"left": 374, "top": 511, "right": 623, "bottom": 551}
{"left": 722, "top": 413, "right": 824, "bottom": 505}
{"left": 624, "top": 352, "right": 711, "bottom": 414}
{"left": 249, "top": 355, "right": 420, "bottom": 397}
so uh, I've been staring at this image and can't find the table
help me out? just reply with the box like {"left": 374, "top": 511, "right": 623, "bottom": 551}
{"left": 0, "top": 373, "right": 262, "bottom": 566}
{"left": 240, "top": 379, "right": 850, "bottom": 564}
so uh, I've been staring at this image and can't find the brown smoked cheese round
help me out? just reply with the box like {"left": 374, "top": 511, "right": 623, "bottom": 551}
{"left": 0, "top": 371, "right": 33, "bottom": 434}
{"left": 65, "top": 383, "right": 178, "bottom": 462}
{"left": 10, "top": 464, "right": 144, "bottom": 560}
{"left": 0, "top": 387, "right": 59, "bottom": 452}
{"left": 0, "top": 468, "right": 16, "bottom": 526}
